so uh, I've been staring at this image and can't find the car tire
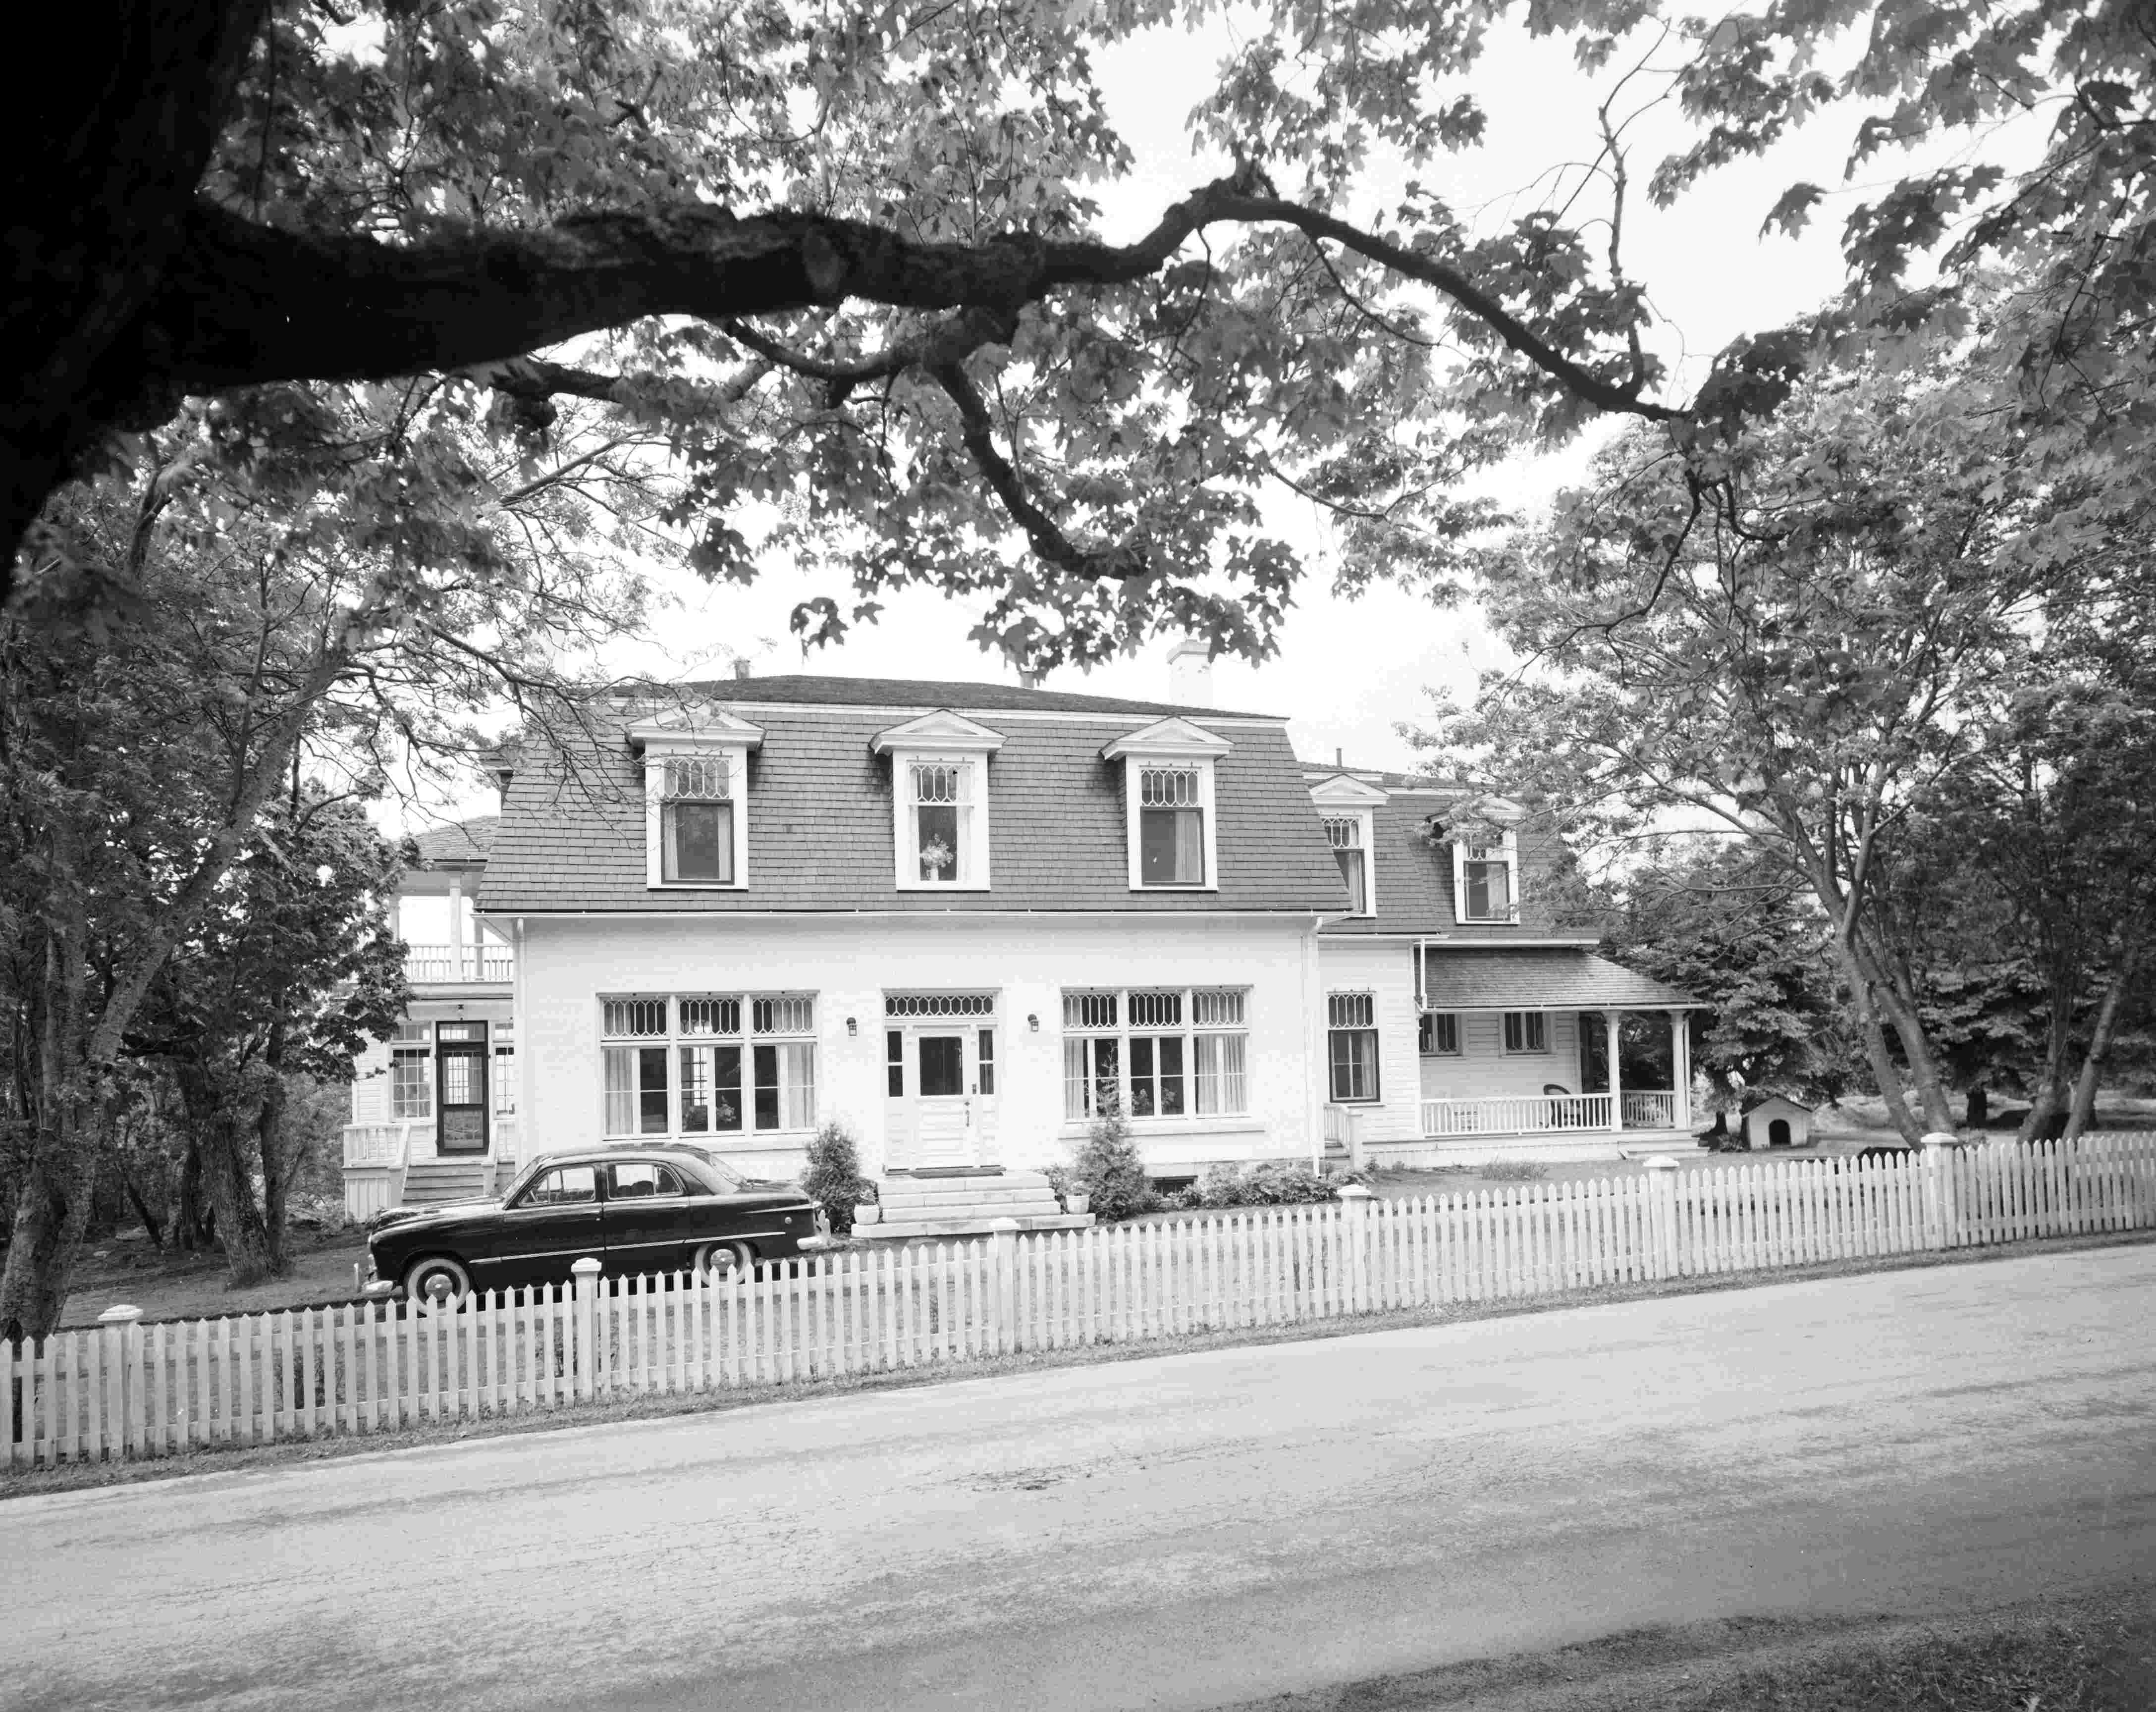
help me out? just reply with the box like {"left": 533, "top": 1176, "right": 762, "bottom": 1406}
{"left": 405, "top": 1254, "right": 471, "bottom": 1312}
{"left": 695, "top": 1240, "right": 755, "bottom": 1285}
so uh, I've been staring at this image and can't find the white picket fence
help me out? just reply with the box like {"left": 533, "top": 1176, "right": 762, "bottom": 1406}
{"left": 10, "top": 1134, "right": 2155, "bottom": 1468}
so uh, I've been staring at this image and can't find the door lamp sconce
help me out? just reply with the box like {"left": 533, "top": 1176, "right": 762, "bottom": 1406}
{"left": 1027, "top": 1013, "right": 1039, "bottom": 1032}
{"left": 846, "top": 1016, "right": 858, "bottom": 1037}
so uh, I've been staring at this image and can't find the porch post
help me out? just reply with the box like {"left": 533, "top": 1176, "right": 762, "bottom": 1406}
{"left": 447, "top": 874, "right": 466, "bottom": 978}
{"left": 1605, "top": 1010, "right": 1623, "bottom": 1132}
{"left": 1671, "top": 1010, "right": 1691, "bottom": 1129}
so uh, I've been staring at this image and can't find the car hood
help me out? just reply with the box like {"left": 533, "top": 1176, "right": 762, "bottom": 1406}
{"left": 367, "top": 1198, "right": 500, "bottom": 1234}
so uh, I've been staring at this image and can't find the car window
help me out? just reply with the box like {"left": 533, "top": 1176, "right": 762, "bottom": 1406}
{"left": 609, "top": 1162, "right": 682, "bottom": 1199}
{"left": 678, "top": 1149, "right": 743, "bottom": 1191}
{"left": 517, "top": 1165, "right": 598, "bottom": 1207}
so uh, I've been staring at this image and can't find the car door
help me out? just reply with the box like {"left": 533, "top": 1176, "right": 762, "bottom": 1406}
{"left": 600, "top": 1160, "right": 699, "bottom": 1279}
{"left": 485, "top": 1163, "right": 604, "bottom": 1290}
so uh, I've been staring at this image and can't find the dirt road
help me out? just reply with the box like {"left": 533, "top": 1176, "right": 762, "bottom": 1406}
{"left": 7, "top": 1245, "right": 2152, "bottom": 1712}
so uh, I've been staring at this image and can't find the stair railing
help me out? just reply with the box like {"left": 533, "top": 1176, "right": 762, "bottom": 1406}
{"left": 388, "top": 1121, "right": 413, "bottom": 1207}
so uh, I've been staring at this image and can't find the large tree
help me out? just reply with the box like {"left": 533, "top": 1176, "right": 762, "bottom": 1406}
{"left": 12, "top": 0, "right": 2153, "bottom": 662}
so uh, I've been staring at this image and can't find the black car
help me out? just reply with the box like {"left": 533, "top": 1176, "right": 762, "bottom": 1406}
{"left": 365, "top": 1144, "right": 829, "bottom": 1308}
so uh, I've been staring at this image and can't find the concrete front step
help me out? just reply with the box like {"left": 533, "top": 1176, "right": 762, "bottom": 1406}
{"left": 865, "top": 1170, "right": 1093, "bottom": 1238}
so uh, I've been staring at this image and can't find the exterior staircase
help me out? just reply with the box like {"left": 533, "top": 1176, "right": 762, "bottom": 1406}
{"left": 865, "top": 1170, "right": 1095, "bottom": 1240}
{"left": 399, "top": 1158, "right": 495, "bottom": 1208}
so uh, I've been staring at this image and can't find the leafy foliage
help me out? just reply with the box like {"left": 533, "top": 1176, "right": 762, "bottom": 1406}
{"left": 799, "top": 1121, "right": 876, "bottom": 1238}
{"left": 1071, "top": 1105, "right": 1158, "bottom": 1222}
{"left": 1167, "top": 1162, "right": 1340, "bottom": 1210}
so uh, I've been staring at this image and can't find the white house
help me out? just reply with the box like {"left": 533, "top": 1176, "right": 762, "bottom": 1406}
{"left": 341, "top": 664, "right": 1701, "bottom": 1214}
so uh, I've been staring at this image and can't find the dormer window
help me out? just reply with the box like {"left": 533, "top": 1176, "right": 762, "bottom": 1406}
{"left": 871, "top": 709, "right": 1004, "bottom": 891}
{"left": 1454, "top": 829, "right": 1520, "bottom": 923}
{"left": 1102, "top": 717, "right": 1232, "bottom": 892}
{"left": 1323, "top": 816, "right": 1366, "bottom": 912}
{"left": 906, "top": 759, "right": 978, "bottom": 884}
{"left": 1308, "top": 772, "right": 1385, "bottom": 918}
{"left": 1139, "top": 767, "right": 1205, "bottom": 885}
{"left": 629, "top": 709, "right": 763, "bottom": 891}
{"left": 661, "top": 758, "right": 733, "bottom": 884}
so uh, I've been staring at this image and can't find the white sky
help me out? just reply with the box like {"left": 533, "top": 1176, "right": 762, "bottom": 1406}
{"left": 416, "top": 12, "right": 2042, "bottom": 827}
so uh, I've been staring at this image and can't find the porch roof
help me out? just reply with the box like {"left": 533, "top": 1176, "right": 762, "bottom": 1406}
{"left": 1420, "top": 948, "right": 1699, "bottom": 1011}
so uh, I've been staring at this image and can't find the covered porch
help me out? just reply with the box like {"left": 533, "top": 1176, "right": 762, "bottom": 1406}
{"left": 1399, "top": 945, "right": 1701, "bottom": 1159}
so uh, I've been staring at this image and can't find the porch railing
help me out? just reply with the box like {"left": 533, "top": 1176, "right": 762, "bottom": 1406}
{"left": 1621, "top": 1091, "right": 1679, "bottom": 1129}
{"left": 1321, "top": 1104, "right": 1364, "bottom": 1168}
{"left": 402, "top": 942, "right": 515, "bottom": 983}
{"left": 1421, "top": 1093, "right": 1613, "bottom": 1137}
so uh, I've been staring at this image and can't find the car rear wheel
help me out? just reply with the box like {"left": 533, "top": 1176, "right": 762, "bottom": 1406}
{"left": 405, "top": 1255, "right": 471, "bottom": 1312}
{"left": 695, "top": 1240, "right": 755, "bottom": 1285}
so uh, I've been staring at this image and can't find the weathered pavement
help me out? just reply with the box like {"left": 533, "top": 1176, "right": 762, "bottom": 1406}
{"left": 6, "top": 1246, "right": 2153, "bottom": 1712}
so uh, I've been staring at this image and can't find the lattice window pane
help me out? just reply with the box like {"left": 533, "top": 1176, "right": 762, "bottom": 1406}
{"left": 1322, "top": 816, "right": 1362, "bottom": 848}
{"left": 1063, "top": 991, "right": 1118, "bottom": 1031}
{"left": 885, "top": 993, "right": 996, "bottom": 1017}
{"left": 662, "top": 756, "right": 731, "bottom": 799}
{"left": 1139, "top": 767, "right": 1201, "bottom": 806}
{"left": 602, "top": 998, "right": 668, "bottom": 1037}
{"left": 1192, "top": 988, "right": 1245, "bottom": 1027}
{"left": 752, "top": 994, "right": 815, "bottom": 1035}
{"left": 679, "top": 997, "right": 743, "bottom": 1036}
{"left": 1327, "top": 992, "right": 1374, "bottom": 1029}
{"left": 1129, "top": 989, "right": 1183, "bottom": 1028}
{"left": 908, "top": 760, "right": 969, "bottom": 804}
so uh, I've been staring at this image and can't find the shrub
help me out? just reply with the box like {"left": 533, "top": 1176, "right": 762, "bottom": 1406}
{"left": 799, "top": 1120, "right": 876, "bottom": 1235}
{"left": 1071, "top": 1104, "right": 1158, "bottom": 1220}
{"left": 1479, "top": 1160, "right": 1549, "bottom": 1182}
{"left": 1171, "top": 1161, "right": 1343, "bottom": 1210}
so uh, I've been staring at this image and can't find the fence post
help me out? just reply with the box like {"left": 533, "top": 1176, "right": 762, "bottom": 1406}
{"left": 1642, "top": 1157, "right": 1680, "bottom": 1280}
{"left": 1337, "top": 1183, "right": 1375, "bottom": 1312}
{"left": 1920, "top": 1132, "right": 1962, "bottom": 1249}
{"left": 96, "top": 1305, "right": 142, "bottom": 1461}
{"left": 571, "top": 1257, "right": 602, "bottom": 1401}
{"left": 988, "top": 1219, "right": 1020, "bottom": 1354}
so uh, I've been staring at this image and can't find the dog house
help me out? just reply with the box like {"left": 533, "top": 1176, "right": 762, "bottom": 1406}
{"left": 1741, "top": 1095, "right": 1813, "bottom": 1150}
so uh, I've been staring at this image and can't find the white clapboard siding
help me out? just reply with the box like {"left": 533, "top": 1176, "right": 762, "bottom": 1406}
{"left": 10, "top": 1135, "right": 2156, "bottom": 1466}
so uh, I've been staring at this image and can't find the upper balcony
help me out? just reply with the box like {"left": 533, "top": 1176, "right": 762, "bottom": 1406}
{"left": 403, "top": 941, "right": 514, "bottom": 985}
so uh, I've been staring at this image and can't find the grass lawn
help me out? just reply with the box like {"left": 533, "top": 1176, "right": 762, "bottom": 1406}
{"left": 57, "top": 1226, "right": 370, "bottom": 1330}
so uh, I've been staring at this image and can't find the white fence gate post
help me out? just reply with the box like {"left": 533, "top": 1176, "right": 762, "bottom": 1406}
{"left": 1337, "top": 1183, "right": 1375, "bottom": 1311}
{"left": 1642, "top": 1156, "right": 1680, "bottom": 1280}
{"left": 572, "top": 1256, "right": 602, "bottom": 1400}
{"left": 96, "top": 1305, "right": 142, "bottom": 1461}
{"left": 989, "top": 1219, "right": 1020, "bottom": 1354}
{"left": 1920, "top": 1132, "right": 1962, "bottom": 1249}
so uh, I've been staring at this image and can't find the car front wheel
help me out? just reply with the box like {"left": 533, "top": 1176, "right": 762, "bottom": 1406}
{"left": 405, "top": 1254, "right": 471, "bottom": 1312}
{"left": 694, "top": 1240, "right": 755, "bottom": 1285}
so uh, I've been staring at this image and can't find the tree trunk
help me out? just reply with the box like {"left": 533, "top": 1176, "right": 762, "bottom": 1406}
{"left": 171, "top": 1131, "right": 214, "bottom": 1252}
{"left": 2061, "top": 950, "right": 2139, "bottom": 1144}
{"left": 1829, "top": 934, "right": 1928, "bottom": 1146}
{"left": 2015, "top": 1005, "right": 2074, "bottom": 1145}
{"left": 255, "top": 1014, "right": 291, "bottom": 1275}
{"left": 120, "top": 1165, "right": 165, "bottom": 1249}
{"left": 177, "top": 1064, "right": 275, "bottom": 1286}
{"left": 1965, "top": 1081, "right": 1988, "bottom": 1130}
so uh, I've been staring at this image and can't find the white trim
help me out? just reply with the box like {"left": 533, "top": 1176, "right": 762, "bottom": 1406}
{"left": 641, "top": 738, "right": 753, "bottom": 891}
{"left": 1317, "top": 805, "right": 1376, "bottom": 919}
{"left": 889, "top": 750, "right": 993, "bottom": 892}
{"left": 1121, "top": 756, "right": 1220, "bottom": 892}
{"left": 869, "top": 709, "right": 1006, "bottom": 754}
{"left": 1452, "top": 826, "right": 1520, "bottom": 925}
{"left": 704, "top": 701, "right": 1287, "bottom": 728}
{"left": 1306, "top": 772, "right": 1389, "bottom": 808}
{"left": 1098, "top": 715, "right": 1234, "bottom": 762}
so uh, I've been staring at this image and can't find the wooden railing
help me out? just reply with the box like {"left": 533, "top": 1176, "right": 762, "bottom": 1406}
{"left": 1621, "top": 1091, "right": 1679, "bottom": 1129}
{"left": 16, "top": 1135, "right": 2155, "bottom": 1467}
{"left": 1420, "top": 1093, "right": 1613, "bottom": 1136}
{"left": 1321, "top": 1104, "right": 1363, "bottom": 1167}
{"left": 402, "top": 943, "right": 514, "bottom": 983}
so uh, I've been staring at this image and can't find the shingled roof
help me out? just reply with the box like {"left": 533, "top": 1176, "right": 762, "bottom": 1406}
{"left": 1317, "top": 796, "right": 1581, "bottom": 939}
{"left": 480, "top": 692, "right": 1350, "bottom": 915}
{"left": 1419, "top": 949, "right": 1699, "bottom": 1010}
{"left": 409, "top": 815, "right": 497, "bottom": 867}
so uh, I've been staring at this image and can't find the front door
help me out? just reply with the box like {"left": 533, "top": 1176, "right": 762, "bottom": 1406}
{"left": 435, "top": 1022, "right": 489, "bottom": 1153}
{"left": 886, "top": 1023, "right": 1000, "bottom": 1169}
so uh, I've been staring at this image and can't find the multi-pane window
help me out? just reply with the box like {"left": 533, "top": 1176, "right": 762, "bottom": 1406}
{"left": 1327, "top": 992, "right": 1380, "bottom": 1102}
{"left": 1062, "top": 986, "right": 1247, "bottom": 1120}
{"left": 1503, "top": 1011, "right": 1549, "bottom": 1053}
{"left": 389, "top": 1019, "right": 431, "bottom": 1119}
{"left": 906, "top": 760, "right": 975, "bottom": 884}
{"left": 660, "top": 756, "right": 734, "bottom": 884}
{"left": 1418, "top": 1012, "right": 1461, "bottom": 1056}
{"left": 601, "top": 994, "right": 816, "bottom": 1138}
{"left": 1455, "top": 831, "right": 1518, "bottom": 922}
{"left": 1324, "top": 816, "right": 1368, "bottom": 914}
{"left": 493, "top": 1018, "right": 518, "bottom": 1116}
{"left": 1138, "top": 768, "right": 1205, "bottom": 885}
